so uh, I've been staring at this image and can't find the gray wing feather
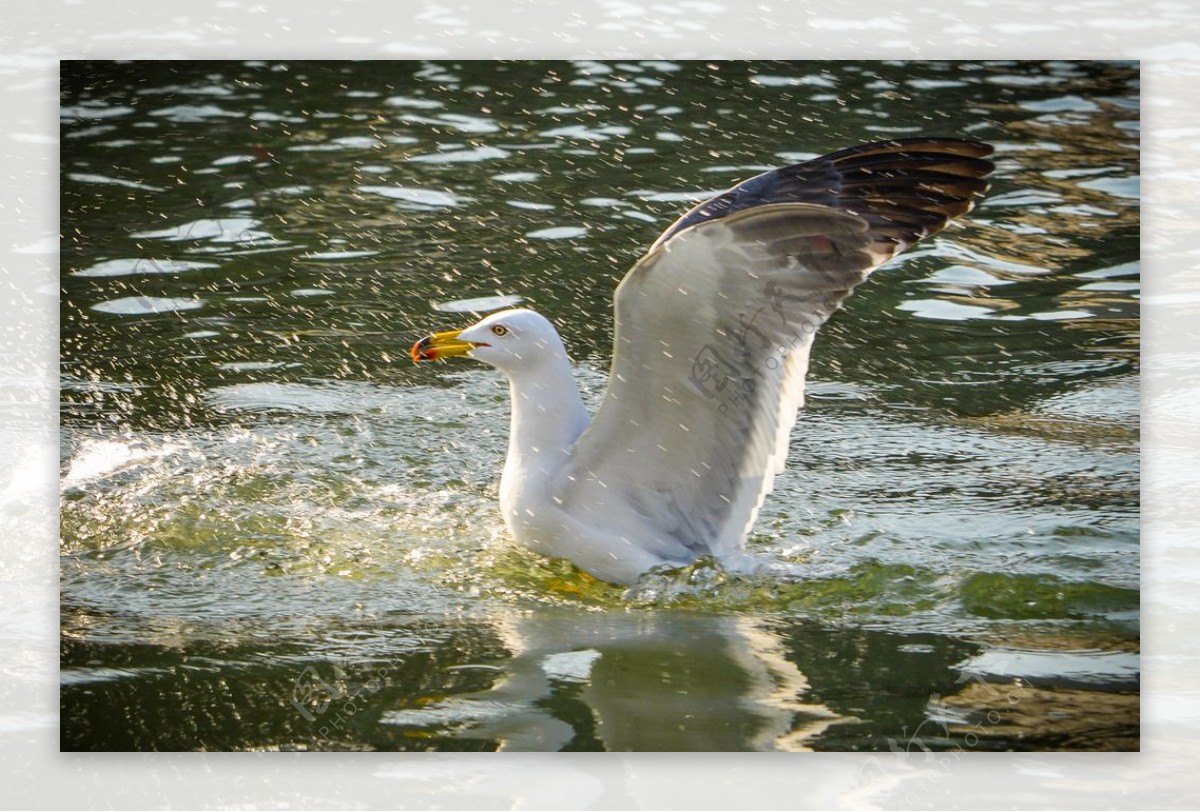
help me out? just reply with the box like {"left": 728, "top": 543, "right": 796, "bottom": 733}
{"left": 553, "top": 204, "right": 886, "bottom": 560}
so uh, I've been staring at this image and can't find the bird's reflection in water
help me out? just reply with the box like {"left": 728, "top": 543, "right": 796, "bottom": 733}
{"left": 382, "top": 609, "right": 843, "bottom": 751}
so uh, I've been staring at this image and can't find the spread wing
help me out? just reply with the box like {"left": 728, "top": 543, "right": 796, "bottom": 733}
{"left": 552, "top": 139, "right": 994, "bottom": 563}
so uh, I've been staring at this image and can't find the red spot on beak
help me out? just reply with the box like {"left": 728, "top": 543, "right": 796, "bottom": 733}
{"left": 411, "top": 329, "right": 477, "bottom": 363}
{"left": 411, "top": 336, "right": 439, "bottom": 363}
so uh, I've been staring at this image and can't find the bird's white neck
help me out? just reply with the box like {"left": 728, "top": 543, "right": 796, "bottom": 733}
{"left": 499, "top": 351, "right": 589, "bottom": 500}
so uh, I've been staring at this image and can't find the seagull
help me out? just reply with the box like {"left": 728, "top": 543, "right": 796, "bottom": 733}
{"left": 412, "top": 138, "right": 994, "bottom": 585}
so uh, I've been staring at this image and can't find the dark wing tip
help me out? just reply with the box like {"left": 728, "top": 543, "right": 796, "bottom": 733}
{"left": 653, "top": 137, "right": 995, "bottom": 251}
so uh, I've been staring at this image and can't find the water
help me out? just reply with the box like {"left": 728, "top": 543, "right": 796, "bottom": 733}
{"left": 60, "top": 60, "right": 1139, "bottom": 751}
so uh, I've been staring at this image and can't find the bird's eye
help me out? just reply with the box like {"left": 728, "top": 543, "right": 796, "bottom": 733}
{"left": 491, "top": 325, "right": 509, "bottom": 337}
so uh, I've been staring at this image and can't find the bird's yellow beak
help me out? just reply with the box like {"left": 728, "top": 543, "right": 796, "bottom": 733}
{"left": 411, "top": 329, "right": 485, "bottom": 363}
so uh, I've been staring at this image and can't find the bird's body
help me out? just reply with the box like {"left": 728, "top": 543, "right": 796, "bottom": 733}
{"left": 413, "top": 138, "right": 995, "bottom": 585}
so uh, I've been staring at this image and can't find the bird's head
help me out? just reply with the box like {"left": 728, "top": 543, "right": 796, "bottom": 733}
{"left": 411, "top": 308, "right": 567, "bottom": 375}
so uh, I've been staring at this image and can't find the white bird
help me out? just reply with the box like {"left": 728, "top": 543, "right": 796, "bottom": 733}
{"left": 412, "top": 138, "right": 994, "bottom": 585}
